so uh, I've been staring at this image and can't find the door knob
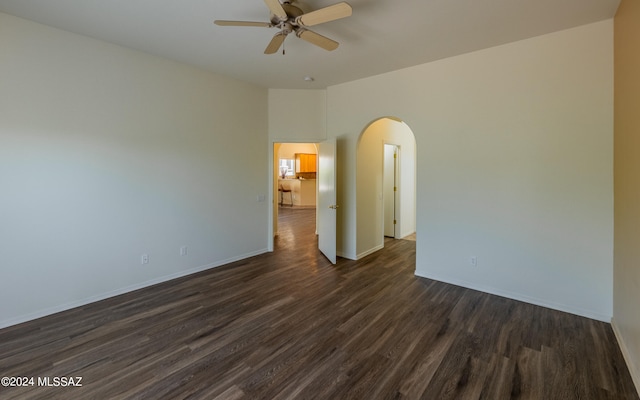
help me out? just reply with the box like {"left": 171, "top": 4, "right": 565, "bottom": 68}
{"left": 328, "top": 205, "right": 339, "bottom": 209}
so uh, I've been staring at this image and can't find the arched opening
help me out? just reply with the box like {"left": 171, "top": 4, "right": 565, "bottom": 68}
{"left": 356, "top": 117, "right": 417, "bottom": 258}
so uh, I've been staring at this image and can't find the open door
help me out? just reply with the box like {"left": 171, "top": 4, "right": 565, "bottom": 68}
{"left": 318, "top": 138, "right": 337, "bottom": 264}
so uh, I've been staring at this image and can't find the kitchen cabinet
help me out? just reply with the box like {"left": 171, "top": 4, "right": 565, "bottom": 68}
{"left": 295, "top": 153, "right": 317, "bottom": 173}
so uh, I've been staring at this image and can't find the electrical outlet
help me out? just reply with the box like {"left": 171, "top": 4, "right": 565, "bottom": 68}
{"left": 180, "top": 246, "right": 188, "bottom": 256}
{"left": 470, "top": 256, "right": 477, "bottom": 267}
{"left": 141, "top": 254, "right": 149, "bottom": 265}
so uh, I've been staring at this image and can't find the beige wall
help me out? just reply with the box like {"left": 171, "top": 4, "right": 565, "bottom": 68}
{"left": 328, "top": 20, "right": 613, "bottom": 321}
{"left": 0, "top": 13, "right": 269, "bottom": 327}
{"left": 278, "top": 143, "right": 318, "bottom": 159}
{"left": 614, "top": 0, "right": 640, "bottom": 390}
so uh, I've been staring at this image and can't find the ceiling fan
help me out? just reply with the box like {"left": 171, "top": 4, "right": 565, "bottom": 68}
{"left": 214, "top": 0, "right": 352, "bottom": 54}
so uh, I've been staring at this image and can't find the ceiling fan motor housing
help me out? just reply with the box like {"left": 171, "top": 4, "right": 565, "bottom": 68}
{"left": 271, "top": 3, "right": 303, "bottom": 25}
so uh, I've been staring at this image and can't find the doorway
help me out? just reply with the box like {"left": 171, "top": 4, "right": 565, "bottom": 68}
{"left": 356, "top": 117, "right": 416, "bottom": 259}
{"left": 272, "top": 142, "right": 319, "bottom": 240}
{"left": 383, "top": 144, "right": 398, "bottom": 238}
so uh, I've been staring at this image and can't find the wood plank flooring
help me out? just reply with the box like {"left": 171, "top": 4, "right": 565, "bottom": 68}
{"left": 0, "top": 207, "right": 638, "bottom": 399}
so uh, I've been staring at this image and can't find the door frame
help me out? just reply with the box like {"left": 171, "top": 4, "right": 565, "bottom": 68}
{"left": 268, "top": 140, "right": 322, "bottom": 252}
{"left": 383, "top": 143, "right": 399, "bottom": 239}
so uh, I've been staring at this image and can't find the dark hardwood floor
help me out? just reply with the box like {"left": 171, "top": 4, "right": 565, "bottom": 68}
{"left": 1, "top": 207, "right": 638, "bottom": 399}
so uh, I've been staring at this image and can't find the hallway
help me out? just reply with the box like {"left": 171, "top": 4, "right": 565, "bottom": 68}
{"left": 275, "top": 207, "right": 318, "bottom": 252}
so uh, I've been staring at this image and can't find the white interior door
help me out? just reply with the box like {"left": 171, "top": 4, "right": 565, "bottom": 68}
{"left": 383, "top": 144, "right": 397, "bottom": 237}
{"left": 318, "top": 138, "right": 337, "bottom": 264}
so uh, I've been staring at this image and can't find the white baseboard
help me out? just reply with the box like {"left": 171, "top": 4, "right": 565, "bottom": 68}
{"left": 336, "top": 251, "right": 356, "bottom": 260}
{"left": 0, "top": 248, "right": 268, "bottom": 330}
{"left": 356, "top": 244, "right": 385, "bottom": 260}
{"left": 399, "top": 230, "right": 416, "bottom": 239}
{"left": 611, "top": 318, "right": 640, "bottom": 397}
{"left": 415, "top": 270, "right": 611, "bottom": 322}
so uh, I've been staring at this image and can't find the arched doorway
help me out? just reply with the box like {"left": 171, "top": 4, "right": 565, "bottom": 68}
{"left": 355, "top": 117, "right": 417, "bottom": 258}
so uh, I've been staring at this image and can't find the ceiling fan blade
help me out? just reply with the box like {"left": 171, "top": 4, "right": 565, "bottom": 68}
{"left": 297, "top": 29, "right": 339, "bottom": 51}
{"left": 265, "top": 32, "right": 287, "bottom": 54}
{"left": 296, "top": 2, "right": 352, "bottom": 27}
{"left": 264, "top": 0, "right": 288, "bottom": 21}
{"left": 214, "top": 20, "right": 272, "bottom": 27}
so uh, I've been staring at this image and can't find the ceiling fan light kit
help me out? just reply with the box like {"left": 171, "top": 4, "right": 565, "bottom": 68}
{"left": 214, "top": 0, "right": 352, "bottom": 54}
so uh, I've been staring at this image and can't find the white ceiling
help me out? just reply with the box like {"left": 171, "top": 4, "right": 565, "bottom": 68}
{"left": 0, "top": 0, "right": 620, "bottom": 89}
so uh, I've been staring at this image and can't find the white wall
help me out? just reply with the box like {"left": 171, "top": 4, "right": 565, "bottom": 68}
{"left": 268, "top": 89, "right": 326, "bottom": 141}
{"left": 356, "top": 118, "right": 416, "bottom": 258}
{"left": 328, "top": 20, "right": 614, "bottom": 321}
{"left": 613, "top": 0, "right": 640, "bottom": 391}
{"left": 0, "top": 13, "right": 269, "bottom": 328}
